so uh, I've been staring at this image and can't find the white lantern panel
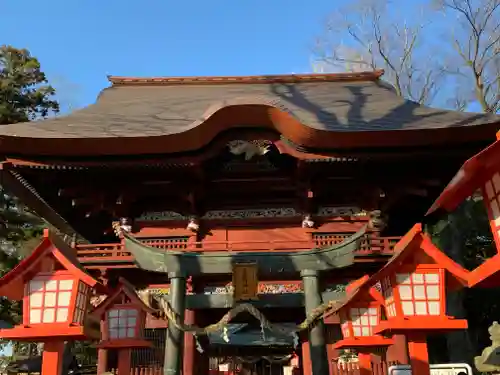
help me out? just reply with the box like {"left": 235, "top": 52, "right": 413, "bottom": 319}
{"left": 425, "top": 273, "right": 439, "bottom": 283}
{"left": 412, "top": 273, "right": 424, "bottom": 283}
{"left": 396, "top": 274, "right": 411, "bottom": 284}
{"left": 28, "top": 277, "right": 76, "bottom": 325}
{"left": 127, "top": 317, "right": 137, "bottom": 326}
{"left": 56, "top": 308, "right": 69, "bottom": 322}
{"left": 413, "top": 285, "right": 426, "bottom": 300}
{"left": 398, "top": 285, "right": 412, "bottom": 299}
{"left": 492, "top": 173, "right": 500, "bottom": 192}
{"left": 30, "top": 293, "right": 43, "bottom": 308}
{"left": 58, "top": 291, "right": 72, "bottom": 307}
{"left": 353, "top": 327, "right": 362, "bottom": 336}
{"left": 59, "top": 280, "right": 74, "bottom": 290}
{"left": 428, "top": 301, "right": 440, "bottom": 315}
{"left": 29, "top": 280, "right": 44, "bottom": 293}
{"left": 426, "top": 285, "right": 439, "bottom": 299}
{"left": 73, "top": 282, "right": 89, "bottom": 324}
{"left": 107, "top": 308, "right": 140, "bottom": 339}
{"left": 486, "top": 181, "right": 495, "bottom": 199}
{"left": 30, "top": 309, "right": 41, "bottom": 324}
{"left": 415, "top": 301, "right": 427, "bottom": 315}
{"left": 43, "top": 308, "right": 55, "bottom": 323}
{"left": 44, "top": 292, "right": 57, "bottom": 307}
{"left": 491, "top": 200, "right": 500, "bottom": 220}
{"left": 396, "top": 271, "right": 442, "bottom": 316}
{"left": 109, "top": 328, "right": 118, "bottom": 339}
{"left": 402, "top": 301, "right": 414, "bottom": 315}
{"left": 45, "top": 280, "right": 58, "bottom": 291}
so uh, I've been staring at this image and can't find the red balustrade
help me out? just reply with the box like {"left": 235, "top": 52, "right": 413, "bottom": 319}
{"left": 75, "top": 233, "right": 400, "bottom": 266}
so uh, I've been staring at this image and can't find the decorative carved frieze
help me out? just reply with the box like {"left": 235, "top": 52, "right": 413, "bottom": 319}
{"left": 323, "top": 283, "right": 347, "bottom": 294}
{"left": 317, "top": 206, "right": 367, "bottom": 217}
{"left": 203, "top": 208, "right": 299, "bottom": 220}
{"left": 137, "top": 207, "right": 366, "bottom": 221}
{"left": 137, "top": 208, "right": 300, "bottom": 221}
{"left": 138, "top": 211, "right": 187, "bottom": 221}
{"left": 203, "top": 282, "right": 304, "bottom": 295}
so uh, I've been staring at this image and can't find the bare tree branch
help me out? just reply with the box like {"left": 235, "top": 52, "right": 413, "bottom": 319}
{"left": 312, "top": 0, "right": 444, "bottom": 106}
{"left": 435, "top": 0, "right": 500, "bottom": 112}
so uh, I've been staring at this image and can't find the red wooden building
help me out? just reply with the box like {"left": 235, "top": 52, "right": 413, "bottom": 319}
{"left": 0, "top": 70, "right": 499, "bottom": 375}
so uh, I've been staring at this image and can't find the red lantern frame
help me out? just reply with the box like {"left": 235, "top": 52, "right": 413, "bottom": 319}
{"left": 92, "top": 277, "right": 155, "bottom": 349}
{"left": 0, "top": 230, "right": 104, "bottom": 341}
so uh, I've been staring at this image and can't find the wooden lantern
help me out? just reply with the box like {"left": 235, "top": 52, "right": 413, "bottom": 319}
{"left": 92, "top": 277, "right": 155, "bottom": 375}
{"left": 0, "top": 229, "right": 104, "bottom": 341}
{"left": 332, "top": 224, "right": 470, "bottom": 375}
{"left": 373, "top": 224, "right": 469, "bottom": 334}
{"left": 0, "top": 229, "right": 105, "bottom": 375}
{"left": 336, "top": 277, "right": 393, "bottom": 349}
{"left": 328, "top": 276, "right": 393, "bottom": 375}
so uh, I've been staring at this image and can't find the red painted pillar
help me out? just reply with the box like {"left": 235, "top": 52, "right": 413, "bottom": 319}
{"left": 386, "top": 334, "right": 409, "bottom": 365}
{"left": 357, "top": 352, "right": 372, "bottom": 375}
{"left": 41, "top": 341, "right": 65, "bottom": 375}
{"left": 117, "top": 348, "right": 132, "bottom": 375}
{"left": 407, "top": 333, "right": 430, "bottom": 375}
{"left": 97, "top": 348, "right": 108, "bottom": 374}
{"left": 184, "top": 309, "right": 196, "bottom": 375}
{"left": 301, "top": 340, "right": 312, "bottom": 375}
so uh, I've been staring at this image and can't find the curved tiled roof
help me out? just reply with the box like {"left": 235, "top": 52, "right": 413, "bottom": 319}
{"left": 0, "top": 71, "right": 498, "bottom": 156}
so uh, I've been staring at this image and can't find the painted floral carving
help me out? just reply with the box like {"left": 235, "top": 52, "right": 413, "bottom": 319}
{"left": 203, "top": 283, "right": 304, "bottom": 295}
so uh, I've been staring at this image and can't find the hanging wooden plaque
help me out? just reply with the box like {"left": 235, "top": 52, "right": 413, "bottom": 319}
{"left": 232, "top": 263, "right": 258, "bottom": 302}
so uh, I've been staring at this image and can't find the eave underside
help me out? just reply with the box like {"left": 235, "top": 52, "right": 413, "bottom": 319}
{"left": 1, "top": 139, "right": 487, "bottom": 243}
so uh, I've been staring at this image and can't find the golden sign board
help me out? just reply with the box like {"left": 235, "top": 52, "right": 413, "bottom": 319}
{"left": 232, "top": 263, "right": 258, "bottom": 301}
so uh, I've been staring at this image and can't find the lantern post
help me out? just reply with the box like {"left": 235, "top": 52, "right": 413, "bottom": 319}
{"left": 0, "top": 229, "right": 105, "bottom": 375}
{"left": 92, "top": 277, "right": 155, "bottom": 375}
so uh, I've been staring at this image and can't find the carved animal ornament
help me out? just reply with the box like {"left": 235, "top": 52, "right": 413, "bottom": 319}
{"left": 475, "top": 321, "right": 500, "bottom": 372}
{"left": 227, "top": 140, "right": 271, "bottom": 160}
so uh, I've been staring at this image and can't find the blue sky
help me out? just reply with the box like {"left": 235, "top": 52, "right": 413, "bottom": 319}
{"left": 2, "top": 0, "right": 344, "bottom": 111}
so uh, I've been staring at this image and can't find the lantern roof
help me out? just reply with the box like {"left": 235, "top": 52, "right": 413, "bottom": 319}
{"left": 324, "top": 224, "right": 469, "bottom": 318}
{"left": 468, "top": 254, "right": 500, "bottom": 288}
{"left": 0, "top": 229, "right": 105, "bottom": 300}
{"left": 324, "top": 275, "right": 384, "bottom": 320}
{"left": 364, "top": 223, "right": 469, "bottom": 287}
{"left": 427, "top": 132, "right": 500, "bottom": 215}
{"left": 92, "top": 277, "right": 156, "bottom": 317}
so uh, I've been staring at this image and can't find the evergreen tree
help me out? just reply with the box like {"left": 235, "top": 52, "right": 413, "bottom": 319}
{"left": 0, "top": 45, "right": 59, "bottom": 330}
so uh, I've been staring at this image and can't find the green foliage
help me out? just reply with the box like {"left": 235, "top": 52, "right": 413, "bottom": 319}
{"left": 428, "top": 197, "right": 500, "bottom": 355}
{"left": 429, "top": 197, "right": 496, "bottom": 270}
{"left": 0, "top": 47, "right": 58, "bottom": 356}
{"left": 0, "top": 45, "right": 59, "bottom": 125}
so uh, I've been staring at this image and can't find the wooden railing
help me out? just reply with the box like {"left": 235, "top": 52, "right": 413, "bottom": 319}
{"left": 75, "top": 233, "right": 401, "bottom": 264}
{"left": 103, "top": 361, "right": 393, "bottom": 375}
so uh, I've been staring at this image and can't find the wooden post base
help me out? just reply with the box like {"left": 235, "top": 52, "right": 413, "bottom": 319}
{"left": 357, "top": 352, "right": 372, "bottom": 375}
{"left": 407, "top": 333, "right": 430, "bottom": 375}
{"left": 41, "top": 341, "right": 66, "bottom": 375}
{"left": 118, "top": 349, "right": 132, "bottom": 375}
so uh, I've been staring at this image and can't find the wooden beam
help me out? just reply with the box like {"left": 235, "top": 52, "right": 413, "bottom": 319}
{"left": 0, "top": 163, "right": 87, "bottom": 243}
